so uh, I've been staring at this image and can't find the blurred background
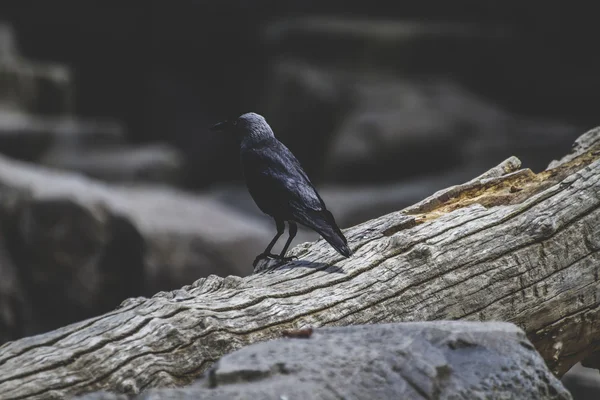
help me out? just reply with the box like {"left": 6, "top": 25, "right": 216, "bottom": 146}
{"left": 0, "top": 1, "right": 598, "bottom": 396}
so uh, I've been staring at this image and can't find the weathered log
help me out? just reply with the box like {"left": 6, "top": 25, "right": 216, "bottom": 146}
{"left": 0, "top": 127, "right": 599, "bottom": 399}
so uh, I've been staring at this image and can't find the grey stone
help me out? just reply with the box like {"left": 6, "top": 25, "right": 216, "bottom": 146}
{"left": 40, "top": 143, "right": 184, "bottom": 185}
{"left": 325, "top": 76, "right": 580, "bottom": 183}
{"left": 261, "top": 16, "right": 582, "bottom": 186}
{"left": 0, "top": 22, "right": 73, "bottom": 115}
{"left": 562, "top": 363, "right": 600, "bottom": 400}
{"left": 264, "top": 17, "right": 511, "bottom": 72}
{"left": 0, "top": 154, "right": 272, "bottom": 340}
{"left": 261, "top": 60, "right": 352, "bottom": 181}
{"left": 0, "top": 110, "right": 124, "bottom": 161}
{"left": 1, "top": 23, "right": 123, "bottom": 163}
{"left": 263, "top": 59, "right": 580, "bottom": 184}
{"left": 0, "top": 228, "right": 30, "bottom": 343}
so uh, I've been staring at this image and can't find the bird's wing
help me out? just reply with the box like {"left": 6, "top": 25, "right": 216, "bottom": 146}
{"left": 242, "top": 139, "right": 325, "bottom": 218}
{"left": 243, "top": 139, "right": 350, "bottom": 255}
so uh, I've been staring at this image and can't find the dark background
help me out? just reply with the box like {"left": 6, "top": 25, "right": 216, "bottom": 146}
{"left": 1, "top": 1, "right": 599, "bottom": 396}
{"left": 2, "top": 1, "right": 599, "bottom": 186}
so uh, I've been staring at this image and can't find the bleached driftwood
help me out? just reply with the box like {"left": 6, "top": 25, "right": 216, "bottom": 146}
{"left": 0, "top": 128, "right": 599, "bottom": 399}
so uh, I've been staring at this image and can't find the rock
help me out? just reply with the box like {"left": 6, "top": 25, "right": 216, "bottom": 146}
{"left": 264, "top": 17, "right": 511, "bottom": 73}
{"left": 0, "top": 22, "right": 73, "bottom": 115}
{"left": 40, "top": 143, "right": 185, "bottom": 185}
{"left": 261, "top": 17, "right": 582, "bottom": 185}
{"left": 263, "top": 60, "right": 581, "bottom": 184}
{"left": 0, "top": 154, "right": 272, "bottom": 341}
{"left": 562, "top": 363, "right": 600, "bottom": 400}
{"left": 326, "top": 77, "right": 580, "bottom": 183}
{"left": 40, "top": 116, "right": 125, "bottom": 148}
{"left": 0, "top": 109, "right": 53, "bottom": 161}
{"left": 1, "top": 23, "right": 124, "bottom": 163}
{"left": 261, "top": 60, "right": 352, "bottom": 181}
{"left": 0, "top": 228, "right": 30, "bottom": 343}
{"left": 0, "top": 109, "right": 124, "bottom": 161}
{"left": 3, "top": 194, "right": 146, "bottom": 334}
{"left": 78, "top": 321, "right": 572, "bottom": 399}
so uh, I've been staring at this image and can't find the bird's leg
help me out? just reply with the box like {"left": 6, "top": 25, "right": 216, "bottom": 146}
{"left": 263, "top": 219, "right": 285, "bottom": 256}
{"left": 277, "top": 221, "right": 298, "bottom": 262}
{"left": 253, "top": 220, "right": 285, "bottom": 267}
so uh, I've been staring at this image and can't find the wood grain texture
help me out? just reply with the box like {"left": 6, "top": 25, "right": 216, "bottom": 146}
{"left": 1, "top": 127, "right": 600, "bottom": 400}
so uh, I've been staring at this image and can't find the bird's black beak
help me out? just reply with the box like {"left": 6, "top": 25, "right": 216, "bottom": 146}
{"left": 209, "top": 121, "right": 228, "bottom": 132}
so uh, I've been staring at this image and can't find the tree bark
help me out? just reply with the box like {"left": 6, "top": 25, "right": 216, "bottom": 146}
{"left": 1, "top": 127, "right": 600, "bottom": 400}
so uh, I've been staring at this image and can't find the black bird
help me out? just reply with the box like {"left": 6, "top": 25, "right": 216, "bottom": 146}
{"left": 211, "top": 112, "right": 352, "bottom": 266}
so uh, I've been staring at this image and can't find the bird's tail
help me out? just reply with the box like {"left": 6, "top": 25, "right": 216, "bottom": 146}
{"left": 301, "top": 210, "right": 352, "bottom": 258}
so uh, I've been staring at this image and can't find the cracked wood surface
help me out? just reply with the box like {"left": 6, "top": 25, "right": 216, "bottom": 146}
{"left": 1, "top": 128, "right": 600, "bottom": 399}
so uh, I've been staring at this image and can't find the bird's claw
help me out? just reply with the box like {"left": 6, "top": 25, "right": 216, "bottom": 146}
{"left": 253, "top": 253, "right": 298, "bottom": 268}
{"left": 253, "top": 253, "right": 276, "bottom": 267}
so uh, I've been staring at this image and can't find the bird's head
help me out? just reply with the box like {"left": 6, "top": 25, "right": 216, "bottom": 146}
{"left": 210, "top": 112, "right": 275, "bottom": 145}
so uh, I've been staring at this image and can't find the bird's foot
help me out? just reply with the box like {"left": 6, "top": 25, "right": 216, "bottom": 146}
{"left": 277, "top": 255, "right": 298, "bottom": 263}
{"left": 253, "top": 253, "right": 298, "bottom": 268}
{"left": 253, "top": 252, "right": 279, "bottom": 267}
